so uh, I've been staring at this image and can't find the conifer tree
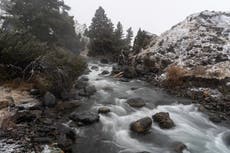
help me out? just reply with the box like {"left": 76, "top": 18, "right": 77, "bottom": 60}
{"left": 125, "top": 27, "right": 133, "bottom": 50}
{"left": 133, "top": 28, "right": 151, "bottom": 53}
{"left": 87, "top": 6, "right": 114, "bottom": 55}
{"left": 1, "top": 0, "right": 82, "bottom": 53}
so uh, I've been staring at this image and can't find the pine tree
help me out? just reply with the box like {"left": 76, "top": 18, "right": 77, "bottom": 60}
{"left": 87, "top": 6, "right": 114, "bottom": 55}
{"left": 2, "top": 0, "right": 82, "bottom": 53}
{"left": 133, "top": 28, "right": 151, "bottom": 53}
{"left": 113, "top": 21, "right": 125, "bottom": 54}
{"left": 125, "top": 27, "right": 133, "bottom": 50}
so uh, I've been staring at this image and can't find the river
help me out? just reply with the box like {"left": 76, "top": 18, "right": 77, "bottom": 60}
{"left": 70, "top": 60, "right": 230, "bottom": 153}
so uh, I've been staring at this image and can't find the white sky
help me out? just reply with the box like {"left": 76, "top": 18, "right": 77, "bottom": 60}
{"left": 65, "top": 0, "right": 230, "bottom": 35}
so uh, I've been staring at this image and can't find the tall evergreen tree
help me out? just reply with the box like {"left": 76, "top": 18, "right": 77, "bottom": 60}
{"left": 133, "top": 28, "right": 151, "bottom": 53}
{"left": 87, "top": 6, "right": 114, "bottom": 55}
{"left": 124, "top": 27, "right": 133, "bottom": 50}
{"left": 1, "top": 0, "right": 82, "bottom": 53}
{"left": 113, "top": 21, "right": 125, "bottom": 54}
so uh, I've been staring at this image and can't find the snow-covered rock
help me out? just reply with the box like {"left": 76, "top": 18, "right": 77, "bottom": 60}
{"left": 132, "top": 10, "right": 230, "bottom": 79}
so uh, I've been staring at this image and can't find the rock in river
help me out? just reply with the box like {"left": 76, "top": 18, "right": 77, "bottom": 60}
{"left": 126, "top": 97, "right": 146, "bottom": 108}
{"left": 130, "top": 117, "right": 152, "bottom": 133}
{"left": 98, "top": 107, "right": 111, "bottom": 114}
{"left": 69, "top": 112, "right": 100, "bottom": 125}
{"left": 43, "top": 92, "right": 56, "bottom": 107}
{"left": 152, "top": 112, "right": 175, "bottom": 129}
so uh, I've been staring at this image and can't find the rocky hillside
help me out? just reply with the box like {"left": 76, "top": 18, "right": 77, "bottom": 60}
{"left": 131, "top": 10, "right": 230, "bottom": 79}
{"left": 124, "top": 10, "right": 230, "bottom": 122}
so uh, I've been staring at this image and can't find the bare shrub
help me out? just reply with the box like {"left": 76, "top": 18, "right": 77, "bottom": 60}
{"left": 165, "top": 65, "right": 187, "bottom": 88}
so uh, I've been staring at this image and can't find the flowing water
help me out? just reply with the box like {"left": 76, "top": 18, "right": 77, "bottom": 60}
{"left": 71, "top": 61, "right": 230, "bottom": 153}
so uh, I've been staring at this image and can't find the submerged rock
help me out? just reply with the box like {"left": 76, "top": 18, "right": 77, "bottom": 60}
{"left": 91, "top": 66, "right": 99, "bottom": 71}
{"left": 152, "top": 112, "right": 175, "bottom": 129}
{"left": 100, "top": 59, "right": 109, "bottom": 64}
{"left": 173, "top": 142, "right": 188, "bottom": 153}
{"left": 43, "top": 92, "right": 56, "bottom": 107}
{"left": 130, "top": 117, "right": 152, "bottom": 133}
{"left": 98, "top": 107, "right": 111, "bottom": 114}
{"left": 126, "top": 98, "right": 146, "bottom": 108}
{"left": 69, "top": 112, "right": 100, "bottom": 125}
{"left": 79, "top": 85, "right": 97, "bottom": 97}
{"left": 101, "top": 70, "right": 110, "bottom": 75}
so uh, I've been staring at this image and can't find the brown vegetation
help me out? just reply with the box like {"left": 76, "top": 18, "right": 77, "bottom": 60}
{"left": 165, "top": 65, "right": 187, "bottom": 88}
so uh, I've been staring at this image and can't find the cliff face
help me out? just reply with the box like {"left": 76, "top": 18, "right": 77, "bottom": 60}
{"left": 131, "top": 11, "right": 230, "bottom": 79}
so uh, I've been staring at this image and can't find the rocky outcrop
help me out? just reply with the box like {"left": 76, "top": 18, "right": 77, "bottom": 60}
{"left": 153, "top": 112, "right": 175, "bottom": 129}
{"left": 130, "top": 11, "right": 230, "bottom": 80}
{"left": 130, "top": 117, "right": 152, "bottom": 133}
{"left": 126, "top": 11, "right": 230, "bottom": 122}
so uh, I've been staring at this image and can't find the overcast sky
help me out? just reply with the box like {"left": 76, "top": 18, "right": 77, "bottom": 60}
{"left": 65, "top": 0, "right": 230, "bottom": 35}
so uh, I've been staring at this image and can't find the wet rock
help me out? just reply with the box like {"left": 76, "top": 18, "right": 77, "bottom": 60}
{"left": 12, "top": 111, "right": 37, "bottom": 124}
{"left": 43, "top": 92, "right": 56, "bottom": 107}
{"left": 126, "top": 98, "right": 146, "bottom": 108}
{"left": 130, "top": 117, "right": 152, "bottom": 133}
{"left": 112, "top": 65, "right": 122, "bottom": 74}
{"left": 131, "top": 87, "right": 139, "bottom": 90}
{"left": 91, "top": 66, "right": 99, "bottom": 71}
{"left": 55, "top": 100, "right": 81, "bottom": 111}
{"left": 209, "top": 114, "right": 222, "bottom": 123}
{"left": 30, "top": 89, "right": 41, "bottom": 96}
{"left": 42, "top": 145, "right": 64, "bottom": 153}
{"left": 152, "top": 112, "right": 175, "bottom": 129}
{"left": 69, "top": 112, "right": 100, "bottom": 125}
{"left": 101, "top": 70, "right": 110, "bottom": 75}
{"left": 223, "top": 132, "right": 230, "bottom": 147}
{"left": 173, "top": 142, "right": 188, "bottom": 153}
{"left": 100, "top": 59, "right": 109, "bottom": 64}
{"left": 98, "top": 107, "right": 111, "bottom": 114}
{"left": 79, "top": 85, "right": 97, "bottom": 97}
{"left": 119, "top": 78, "right": 130, "bottom": 82}
{"left": 56, "top": 123, "right": 76, "bottom": 141}
{"left": 75, "top": 78, "right": 89, "bottom": 89}
{"left": 32, "top": 137, "right": 52, "bottom": 144}
{"left": 198, "top": 105, "right": 206, "bottom": 112}
{"left": 123, "top": 66, "right": 137, "bottom": 79}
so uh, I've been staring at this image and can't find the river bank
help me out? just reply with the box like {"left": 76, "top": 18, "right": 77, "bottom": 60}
{"left": 0, "top": 60, "right": 230, "bottom": 153}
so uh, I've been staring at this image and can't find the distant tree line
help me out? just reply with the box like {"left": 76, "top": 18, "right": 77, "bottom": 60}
{"left": 86, "top": 7, "right": 133, "bottom": 59}
{"left": 86, "top": 6, "right": 153, "bottom": 60}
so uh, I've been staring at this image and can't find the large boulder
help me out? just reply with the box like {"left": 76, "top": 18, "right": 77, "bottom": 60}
{"left": 126, "top": 98, "right": 146, "bottom": 108}
{"left": 130, "top": 117, "right": 152, "bottom": 133}
{"left": 43, "top": 92, "right": 56, "bottom": 107}
{"left": 69, "top": 112, "right": 100, "bottom": 125}
{"left": 152, "top": 112, "right": 175, "bottom": 129}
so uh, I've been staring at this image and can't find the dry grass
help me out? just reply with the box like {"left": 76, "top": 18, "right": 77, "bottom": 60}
{"left": 165, "top": 65, "right": 187, "bottom": 88}
{"left": 193, "top": 66, "right": 206, "bottom": 76}
{"left": 2, "top": 80, "right": 34, "bottom": 91}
